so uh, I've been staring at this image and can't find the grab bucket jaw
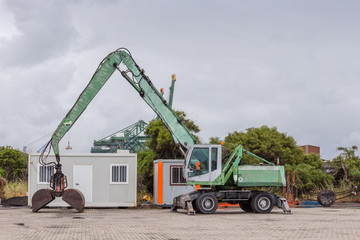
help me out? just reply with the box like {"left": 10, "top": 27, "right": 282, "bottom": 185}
{"left": 31, "top": 163, "right": 85, "bottom": 213}
{"left": 32, "top": 188, "right": 85, "bottom": 212}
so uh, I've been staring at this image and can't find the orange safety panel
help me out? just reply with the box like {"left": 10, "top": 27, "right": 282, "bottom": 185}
{"left": 157, "top": 162, "right": 163, "bottom": 204}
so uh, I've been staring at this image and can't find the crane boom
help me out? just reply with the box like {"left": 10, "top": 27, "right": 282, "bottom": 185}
{"left": 49, "top": 48, "right": 196, "bottom": 162}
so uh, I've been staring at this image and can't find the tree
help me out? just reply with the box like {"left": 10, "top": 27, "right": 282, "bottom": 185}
{"left": 209, "top": 137, "right": 222, "bottom": 145}
{"left": 330, "top": 146, "right": 360, "bottom": 184}
{"left": 224, "top": 126, "right": 304, "bottom": 165}
{"left": 137, "top": 150, "right": 157, "bottom": 192}
{"left": 137, "top": 110, "right": 200, "bottom": 193}
{"left": 0, "top": 146, "right": 28, "bottom": 181}
{"left": 145, "top": 111, "right": 200, "bottom": 159}
{"left": 224, "top": 126, "right": 332, "bottom": 193}
{"left": 289, "top": 164, "right": 333, "bottom": 192}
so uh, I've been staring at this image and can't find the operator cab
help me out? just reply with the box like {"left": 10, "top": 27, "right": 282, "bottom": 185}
{"left": 184, "top": 144, "right": 222, "bottom": 183}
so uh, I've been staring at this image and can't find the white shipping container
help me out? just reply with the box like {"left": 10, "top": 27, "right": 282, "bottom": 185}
{"left": 28, "top": 151, "right": 137, "bottom": 208}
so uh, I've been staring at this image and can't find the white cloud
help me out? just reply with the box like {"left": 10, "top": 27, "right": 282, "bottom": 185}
{"left": 0, "top": 0, "right": 78, "bottom": 67}
{"left": 1, "top": 0, "right": 360, "bottom": 160}
{"left": 0, "top": 0, "right": 20, "bottom": 40}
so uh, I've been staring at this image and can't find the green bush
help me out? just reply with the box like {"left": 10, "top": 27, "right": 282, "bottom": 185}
{"left": 330, "top": 146, "right": 360, "bottom": 184}
{"left": 0, "top": 146, "right": 27, "bottom": 181}
{"left": 224, "top": 126, "right": 304, "bottom": 165}
{"left": 223, "top": 126, "right": 333, "bottom": 194}
{"left": 286, "top": 164, "right": 333, "bottom": 192}
{"left": 137, "top": 150, "right": 157, "bottom": 193}
{"left": 0, "top": 168, "right": 5, "bottom": 178}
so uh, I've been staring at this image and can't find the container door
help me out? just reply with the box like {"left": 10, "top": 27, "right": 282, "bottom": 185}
{"left": 73, "top": 165, "right": 93, "bottom": 202}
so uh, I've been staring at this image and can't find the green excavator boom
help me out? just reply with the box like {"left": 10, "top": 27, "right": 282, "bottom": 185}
{"left": 49, "top": 48, "right": 196, "bottom": 161}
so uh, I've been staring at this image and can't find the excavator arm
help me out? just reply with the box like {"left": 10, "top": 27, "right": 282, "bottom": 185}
{"left": 50, "top": 48, "right": 196, "bottom": 162}
{"left": 32, "top": 48, "right": 196, "bottom": 213}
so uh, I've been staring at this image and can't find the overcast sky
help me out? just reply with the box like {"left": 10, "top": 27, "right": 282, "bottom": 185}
{"left": 1, "top": 0, "right": 359, "bottom": 160}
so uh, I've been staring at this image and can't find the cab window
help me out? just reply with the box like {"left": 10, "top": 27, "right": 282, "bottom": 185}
{"left": 188, "top": 148, "right": 209, "bottom": 176}
{"left": 211, "top": 148, "right": 218, "bottom": 171}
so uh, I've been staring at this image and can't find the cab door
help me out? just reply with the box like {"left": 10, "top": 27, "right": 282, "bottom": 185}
{"left": 209, "top": 146, "right": 221, "bottom": 182}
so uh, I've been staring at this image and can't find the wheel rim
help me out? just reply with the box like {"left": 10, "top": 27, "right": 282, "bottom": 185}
{"left": 202, "top": 198, "right": 215, "bottom": 210}
{"left": 257, "top": 197, "right": 271, "bottom": 210}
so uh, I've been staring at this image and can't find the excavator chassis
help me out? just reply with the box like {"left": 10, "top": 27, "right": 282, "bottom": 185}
{"left": 172, "top": 190, "right": 291, "bottom": 215}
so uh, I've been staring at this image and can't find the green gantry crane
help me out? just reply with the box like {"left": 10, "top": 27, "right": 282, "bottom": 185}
{"left": 91, "top": 120, "right": 148, "bottom": 153}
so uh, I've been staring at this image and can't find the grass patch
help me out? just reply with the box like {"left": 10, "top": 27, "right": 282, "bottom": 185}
{"left": 4, "top": 181, "right": 27, "bottom": 199}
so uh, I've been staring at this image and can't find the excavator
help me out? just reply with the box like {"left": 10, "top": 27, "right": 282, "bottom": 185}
{"left": 32, "top": 48, "right": 291, "bottom": 214}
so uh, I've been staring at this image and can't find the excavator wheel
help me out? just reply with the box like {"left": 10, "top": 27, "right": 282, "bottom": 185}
{"left": 62, "top": 189, "right": 85, "bottom": 213}
{"left": 32, "top": 189, "right": 55, "bottom": 212}
{"left": 251, "top": 192, "right": 274, "bottom": 214}
{"left": 239, "top": 201, "right": 253, "bottom": 212}
{"left": 192, "top": 200, "right": 198, "bottom": 213}
{"left": 195, "top": 193, "right": 218, "bottom": 214}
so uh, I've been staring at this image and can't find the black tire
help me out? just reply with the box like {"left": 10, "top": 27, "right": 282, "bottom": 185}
{"left": 251, "top": 193, "right": 274, "bottom": 214}
{"left": 195, "top": 193, "right": 218, "bottom": 214}
{"left": 317, "top": 190, "right": 336, "bottom": 207}
{"left": 192, "top": 200, "right": 198, "bottom": 212}
{"left": 239, "top": 202, "right": 253, "bottom": 212}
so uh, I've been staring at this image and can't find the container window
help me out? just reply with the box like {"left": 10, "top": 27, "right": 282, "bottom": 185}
{"left": 170, "top": 166, "right": 186, "bottom": 185}
{"left": 38, "top": 165, "right": 55, "bottom": 184}
{"left": 110, "top": 164, "right": 128, "bottom": 184}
